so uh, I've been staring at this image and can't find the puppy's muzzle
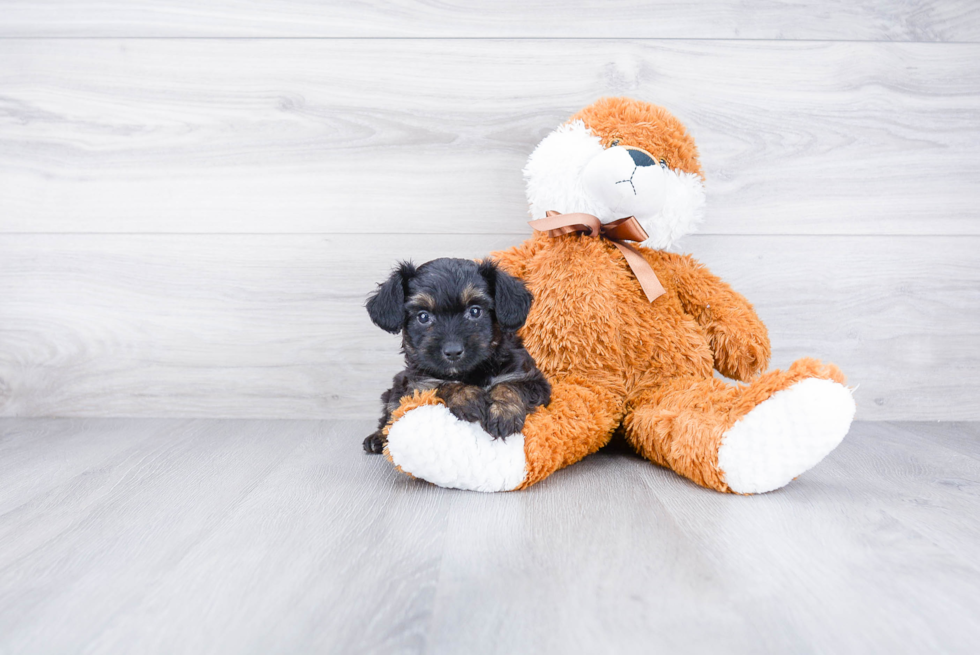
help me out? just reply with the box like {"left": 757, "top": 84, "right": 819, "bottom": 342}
{"left": 442, "top": 341, "right": 464, "bottom": 362}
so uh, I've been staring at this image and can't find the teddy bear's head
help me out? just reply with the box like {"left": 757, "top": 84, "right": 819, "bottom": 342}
{"left": 524, "top": 97, "right": 706, "bottom": 250}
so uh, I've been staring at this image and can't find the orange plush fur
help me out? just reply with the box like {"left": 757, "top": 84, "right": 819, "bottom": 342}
{"left": 572, "top": 97, "right": 703, "bottom": 177}
{"left": 490, "top": 233, "right": 845, "bottom": 492}
{"left": 386, "top": 97, "right": 848, "bottom": 493}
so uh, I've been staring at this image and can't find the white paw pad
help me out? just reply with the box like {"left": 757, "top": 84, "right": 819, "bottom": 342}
{"left": 717, "top": 379, "right": 856, "bottom": 494}
{"left": 386, "top": 405, "right": 527, "bottom": 492}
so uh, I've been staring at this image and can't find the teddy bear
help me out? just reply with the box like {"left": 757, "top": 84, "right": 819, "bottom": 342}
{"left": 381, "top": 97, "right": 856, "bottom": 494}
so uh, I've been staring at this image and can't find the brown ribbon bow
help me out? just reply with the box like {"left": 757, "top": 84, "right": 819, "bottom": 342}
{"left": 528, "top": 211, "right": 665, "bottom": 302}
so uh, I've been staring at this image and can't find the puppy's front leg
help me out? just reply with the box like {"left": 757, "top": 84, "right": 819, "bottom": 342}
{"left": 484, "top": 371, "right": 551, "bottom": 439}
{"left": 365, "top": 371, "right": 432, "bottom": 454}
{"left": 364, "top": 385, "right": 400, "bottom": 454}
{"left": 483, "top": 384, "right": 528, "bottom": 439}
{"left": 436, "top": 382, "right": 489, "bottom": 424}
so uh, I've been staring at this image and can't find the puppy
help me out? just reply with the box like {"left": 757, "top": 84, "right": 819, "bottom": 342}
{"left": 363, "top": 258, "right": 551, "bottom": 454}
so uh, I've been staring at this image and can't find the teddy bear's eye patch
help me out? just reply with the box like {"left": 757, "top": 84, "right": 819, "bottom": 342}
{"left": 621, "top": 145, "right": 658, "bottom": 168}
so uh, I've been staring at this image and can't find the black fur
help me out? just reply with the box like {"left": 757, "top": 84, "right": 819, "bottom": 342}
{"left": 366, "top": 261, "right": 416, "bottom": 334}
{"left": 363, "top": 258, "right": 551, "bottom": 453}
{"left": 478, "top": 260, "right": 534, "bottom": 332}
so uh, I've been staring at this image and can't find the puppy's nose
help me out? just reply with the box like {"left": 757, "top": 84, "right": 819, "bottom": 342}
{"left": 442, "top": 342, "right": 464, "bottom": 361}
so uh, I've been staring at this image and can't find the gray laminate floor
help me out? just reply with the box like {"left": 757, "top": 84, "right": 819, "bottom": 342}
{"left": 1, "top": 419, "right": 978, "bottom": 654}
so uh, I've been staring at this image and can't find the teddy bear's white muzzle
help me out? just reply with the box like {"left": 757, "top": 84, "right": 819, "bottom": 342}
{"left": 581, "top": 146, "right": 667, "bottom": 221}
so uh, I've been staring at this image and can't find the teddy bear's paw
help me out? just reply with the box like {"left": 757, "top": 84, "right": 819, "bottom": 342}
{"left": 386, "top": 404, "right": 527, "bottom": 492}
{"left": 717, "top": 378, "right": 856, "bottom": 494}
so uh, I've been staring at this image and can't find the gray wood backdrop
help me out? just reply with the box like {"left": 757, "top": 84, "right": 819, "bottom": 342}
{"left": 1, "top": 1, "right": 979, "bottom": 421}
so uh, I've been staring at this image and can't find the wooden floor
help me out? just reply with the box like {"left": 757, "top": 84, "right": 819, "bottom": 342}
{"left": 0, "top": 419, "right": 978, "bottom": 654}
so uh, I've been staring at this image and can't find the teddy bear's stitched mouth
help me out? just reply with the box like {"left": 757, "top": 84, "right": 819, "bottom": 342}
{"left": 615, "top": 165, "right": 638, "bottom": 195}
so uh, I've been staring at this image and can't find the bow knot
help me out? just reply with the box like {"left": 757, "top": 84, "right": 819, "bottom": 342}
{"left": 528, "top": 211, "right": 666, "bottom": 302}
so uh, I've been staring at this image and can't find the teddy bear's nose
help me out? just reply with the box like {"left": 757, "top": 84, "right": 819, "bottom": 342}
{"left": 626, "top": 148, "right": 656, "bottom": 167}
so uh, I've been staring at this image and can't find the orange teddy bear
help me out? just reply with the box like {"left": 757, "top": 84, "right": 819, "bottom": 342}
{"left": 383, "top": 97, "right": 855, "bottom": 494}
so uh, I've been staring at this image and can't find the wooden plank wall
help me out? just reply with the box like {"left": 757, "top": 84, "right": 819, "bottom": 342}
{"left": 1, "top": 2, "right": 979, "bottom": 420}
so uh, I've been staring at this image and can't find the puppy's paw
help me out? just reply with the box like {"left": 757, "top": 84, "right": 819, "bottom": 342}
{"left": 483, "top": 410, "right": 525, "bottom": 440}
{"left": 436, "top": 383, "right": 489, "bottom": 424}
{"left": 363, "top": 431, "right": 387, "bottom": 454}
{"left": 483, "top": 384, "right": 527, "bottom": 439}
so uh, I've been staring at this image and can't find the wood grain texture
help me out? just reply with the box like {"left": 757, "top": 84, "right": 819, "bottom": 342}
{"left": 0, "top": 1, "right": 978, "bottom": 40}
{"left": 1, "top": 233, "right": 977, "bottom": 421}
{"left": 1, "top": 418, "right": 978, "bottom": 654}
{"left": 1, "top": 39, "right": 979, "bottom": 236}
{"left": 0, "top": 418, "right": 451, "bottom": 654}
{"left": 427, "top": 420, "right": 980, "bottom": 654}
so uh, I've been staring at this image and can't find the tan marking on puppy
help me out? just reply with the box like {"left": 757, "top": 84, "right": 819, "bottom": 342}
{"left": 485, "top": 384, "right": 528, "bottom": 438}
{"left": 436, "top": 382, "right": 488, "bottom": 423}
{"left": 461, "top": 284, "right": 490, "bottom": 306}
{"left": 489, "top": 384, "right": 524, "bottom": 419}
{"left": 440, "top": 383, "right": 483, "bottom": 406}
{"left": 407, "top": 292, "right": 436, "bottom": 310}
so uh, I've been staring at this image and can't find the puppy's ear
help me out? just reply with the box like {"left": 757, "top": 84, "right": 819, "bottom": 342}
{"left": 479, "top": 260, "right": 533, "bottom": 332}
{"left": 367, "top": 261, "right": 416, "bottom": 334}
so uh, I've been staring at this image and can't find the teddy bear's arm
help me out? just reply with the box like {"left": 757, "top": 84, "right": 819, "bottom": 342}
{"left": 662, "top": 252, "right": 771, "bottom": 381}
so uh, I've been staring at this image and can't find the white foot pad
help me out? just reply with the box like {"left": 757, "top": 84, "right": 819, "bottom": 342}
{"left": 717, "top": 378, "right": 855, "bottom": 494}
{"left": 386, "top": 404, "right": 527, "bottom": 492}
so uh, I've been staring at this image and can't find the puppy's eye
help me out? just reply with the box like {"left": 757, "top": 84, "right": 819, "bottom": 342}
{"left": 467, "top": 306, "right": 482, "bottom": 320}
{"left": 659, "top": 159, "right": 668, "bottom": 169}
{"left": 417, "top": 311, "right": 431, "bottom": 325}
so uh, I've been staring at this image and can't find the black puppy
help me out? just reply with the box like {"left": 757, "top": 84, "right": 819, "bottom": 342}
{"left": 363, "top": 258, "right": 551, "bottom": 454}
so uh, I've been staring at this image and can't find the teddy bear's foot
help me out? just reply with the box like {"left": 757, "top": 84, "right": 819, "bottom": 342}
{"left": 386, "top": 404, "right": 527, "bottom": 492}
{"left": 717, "top": 378, "right": 855, "bottom": 494}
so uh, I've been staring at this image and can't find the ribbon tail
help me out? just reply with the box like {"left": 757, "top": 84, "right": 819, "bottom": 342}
{"left": 611, "top": 241, "right": 666, "bottom": 302}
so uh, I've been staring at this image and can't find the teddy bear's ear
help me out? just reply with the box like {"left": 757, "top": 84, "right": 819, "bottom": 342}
{"left": 479, "top": 260, "right": 532, "bottom": 332}
{"left": 366, "top": 261, "right": 416, "bottom": 334}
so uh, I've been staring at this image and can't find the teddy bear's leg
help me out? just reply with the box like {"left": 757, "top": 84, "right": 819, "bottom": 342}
{"left": 517, "top": 374, "right": 624, "bottom": 488}
{"left": 623, "top": 358, "right": 855, "bottom": 494}
{"left": 384, "top": 376, "right": 624, "bottom": 492}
